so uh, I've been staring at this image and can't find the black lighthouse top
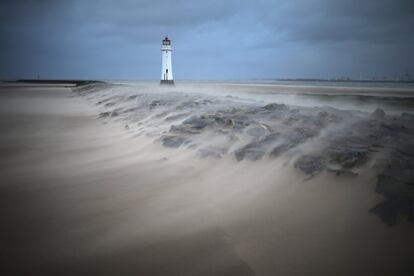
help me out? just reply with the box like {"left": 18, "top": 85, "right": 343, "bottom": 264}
{"left": 162, "top": 36, "right": 171, "bottom": 46}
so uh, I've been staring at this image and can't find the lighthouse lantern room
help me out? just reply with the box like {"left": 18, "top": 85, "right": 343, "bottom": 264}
{"left": 160, "top": 36, "right": 174, "bottom": 85}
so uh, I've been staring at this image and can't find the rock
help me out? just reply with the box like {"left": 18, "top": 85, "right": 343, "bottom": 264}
{"left": 283, "top": 127, "right": 317, "bottom": 145}
{"left": 99, "top": 112, "right": 110, "bottom": 118}
{"left": 122, "top": 107, "right": 140, "bottom": 113}
{"left": 370, "top": 197, "right": 413, "bottom": 226}
{"left": 127, "top": 95, "right": 138, "bottom": 100}
{"left": 327, "top": 136, "right": 370, "bottom": 168}
{"left": 182, "top": 116, "right": 208, "bottom": 129}
{"left": 318, "top": 111, "right": 329, "bottom": 118}
{"left": 149, "top": 100, "right": 160, "bottom": 108}
{"left": 375, "top": 174, "right": 414, "bottom": 198}
{"left": 225, "top": 118, "right": 235, "bottom": 127}
{"left": 235, "top": 133, "right": 280, "bottom": 161}
{"left": 261, "top": 132, "right": 280, "bottom": 143}
{"left": 161, "top": 136, "right": 187, "bottom": 148}
{"left": 246, "top": 126, "right": 266, "bottom": 138}
{"left": 198, "top": 147, "right": 226, "bottom": 158}
{"left": 235, "top": 143, "right": 266, "bottom": 161}
{"left": 270, "top": 144, "right": 293, "bottom": 157}
{"left": 370, "top": 108, "right": 386, "bottom": 119}
{"left": 401, "top": 112, "right": 414, "bottom": 120}
{"left": 294, "top": 127, "right": 317, "bottom": 139}
{"left": 170, "top": 125, "right": 201, "bottom": 134}
{"left": 294, "top": 155, "right": 324, "bottom": 175}
{"left": 380, "top": 122, "right": 405, "bottom": 132}
{"left": 263, "top": 103, "right": 288, "bottom": 111}
{"left": 282, "top": 116, "right": 299, "bottom": 126}
{"left": 99, "top": 111, "right": 119, "bottom": 118}
{"left": 328, "top": 148, "right": 368, "bottom": 168}
{"left": 370, "top": 149, "right": 414, "bottom": 225}
{"left": 164, "top": 113, "right": 190, "bottom": 121}
{"left": 176, "top": 101, "right": 203, "bottom": 109}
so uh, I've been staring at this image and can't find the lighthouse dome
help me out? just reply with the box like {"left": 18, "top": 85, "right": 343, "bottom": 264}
{"left": 162, "top": 36, "right": 171, "bottom": 45}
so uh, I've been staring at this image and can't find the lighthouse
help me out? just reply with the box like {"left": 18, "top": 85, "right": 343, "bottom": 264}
{"left": 160, "top": 36, "right": 174, "bottom": 85}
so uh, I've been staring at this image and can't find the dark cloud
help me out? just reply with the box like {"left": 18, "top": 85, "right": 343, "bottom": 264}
{"left": 0, "top": 0, "right": 413, "bottom": 79}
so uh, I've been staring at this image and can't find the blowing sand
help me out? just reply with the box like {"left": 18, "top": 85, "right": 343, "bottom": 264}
{"left": 1, "top": 84, "right": 413, "bottom": 275}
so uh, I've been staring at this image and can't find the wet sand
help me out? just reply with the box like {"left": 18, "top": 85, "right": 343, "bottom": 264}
{"left": 1, "top": 85, "right": 414, "bottom": 275}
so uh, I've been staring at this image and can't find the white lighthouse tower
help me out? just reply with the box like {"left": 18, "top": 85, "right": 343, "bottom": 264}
{"left": 160, "top": 36, "right": 174, "bottom": 85}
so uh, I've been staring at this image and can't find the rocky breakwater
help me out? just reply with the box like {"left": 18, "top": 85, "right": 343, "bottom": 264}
{"left": 162, "top": 103, "right": 414, "bottom": 226}
{"left": 74, "top": 83, "right": 414, "bottom": 226}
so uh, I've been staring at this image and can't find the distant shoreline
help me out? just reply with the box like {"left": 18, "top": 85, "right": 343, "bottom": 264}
{"left": 0, "top": 79, "right": 103, "bottom": 87}
{"left": 273, "top": 78, "right": 414, "bottom": 84}
{"left": 1, "top": 79, "right": 413, "bottom": 85}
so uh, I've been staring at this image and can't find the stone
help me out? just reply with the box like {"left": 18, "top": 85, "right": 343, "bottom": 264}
{"left": 182, "top": 116, "right": 208, "bottom": 129}
{"left": 235, "top": 143, "right": 266, "bottom": 161}
{"left": 164, "top": 113, "right": 190, "bottom": 121}
{"left": 270, "top": 144, "right": 293, "bottom": 157}
{"left": 370, "top": 108, "right": 386, "bottom": 119}
{"left": 263, "top": 103, "right": 288, "bottom": 111}
{"left": 401, "top": 112, "right": 414, "bottom": 120}
{"left": 318, "top": 111, "right": 329, "bottom": 118}
{"left": 99, "top": 111, "right": 119, "bottom": 118}
{"left": 246, "top": 126, "right": 266, "bottom": 138}
{"left": 149, "top": 100, "right": 160, "bottom": 109}
{"left": 294, "top": 155, "right": 324, "bottom": 175}
{"left": 370, "top": 197, "right": 413, "bottom": 226}
{"left": 161, "top": 136, "right": 187, "bottom": 148}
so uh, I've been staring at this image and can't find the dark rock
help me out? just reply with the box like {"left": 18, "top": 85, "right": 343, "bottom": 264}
{"left": 149, "top": 99, "right": 165, "bottom": 109}
{"left": 246, "top": 126, "right": 266, "bottom": 138}
{"left": 122, "top": 107, "right": 140, "bottom": 113}
{"left": 261, "top": 132, "right": 280, "bottom": 143}
{"left": 99, "top": 111, "right": 119, "bottom": 118}
{"left": 328, "top": 148, "right": 368, "bottom": 168}
{"left": 270, "top": 144, "right": 293, "bottom": 157}
{"left": 263, "top": 103, "right": 288, "bottom": 111}
{"left": 224, "top": 118, "right": 235, "bottom": 127}
{"left": 182, "top": 116, "right": 208, "bottom": 129}
{"left": 176, "top": 101, "right": 201, "bottom": 110}
{"left": 170, "top": 125, "right": 200, "bottom": 135}
{"left": 235, "top": 133, "right": 280, "bottom": 161}
{"left": 164, "top": 113, "right": 190, "bottom": 121}
{"left": 318, "top": 111, "right": 329, "bottom": 118}
{"left": 99, "top": 112, "right": 110, "bottom": 118}
{"left": 161, "top": 136, "right": 187, "bottom": 148}
{"left": 198, "top": 148, "right": 226, "bottom": 158}
{"left": 370, "top": 108, "right": 386, "bottom": 119}
{"left": 380, "top": 122, "right": 405, "bottom": 132}
{"left": 235, "top": 143, "right": 266, "bottom": 161}
{"left": 370, "top": 168, "right": 414, "bottom": 225}
{"left": 370, "top": 197, "right": 414, "bottom": 226}
{"left": 283, "top": 127, "right": 317, "bottom": 145}
{"left": 127, "top": 95, "right": 138, "bottom": 100}
{"left": 375, "top": 174, "right": 414, "bottom": 200}
{"left": 282, "top": 116, "right": 299, "bottom": 126}
{"left": 294, "top": 155, "right": 324, "bottom": 175}
{"left": 327, "top": 136, "right": 371, "bottom": 168}
{"left": 401, "top": 112, "right": 414, "bottom": 120}
{"left": 293, "top": 127, "right": 317, "bottom": 139}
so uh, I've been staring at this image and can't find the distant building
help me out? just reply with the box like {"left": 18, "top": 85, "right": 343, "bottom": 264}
{"left": 160, "top": 36, "right": 174, "bottom": 85}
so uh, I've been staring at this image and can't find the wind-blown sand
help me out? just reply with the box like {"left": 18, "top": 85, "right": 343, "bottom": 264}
{"left": 1, "top": 82, "right": 414, "bottom": 275}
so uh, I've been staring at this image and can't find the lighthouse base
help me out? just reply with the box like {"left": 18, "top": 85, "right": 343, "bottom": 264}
{"left": 160, "top": 80, "right": 175, "bottom": 85}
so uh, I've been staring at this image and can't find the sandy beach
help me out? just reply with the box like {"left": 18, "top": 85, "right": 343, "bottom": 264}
{"left": 1, "top": 82, "right": 414, "bottom": 275}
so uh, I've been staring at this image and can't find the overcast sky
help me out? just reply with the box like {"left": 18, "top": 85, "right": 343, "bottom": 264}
{"left": 1, "top": 0, "right": 413, "bottom": 80}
